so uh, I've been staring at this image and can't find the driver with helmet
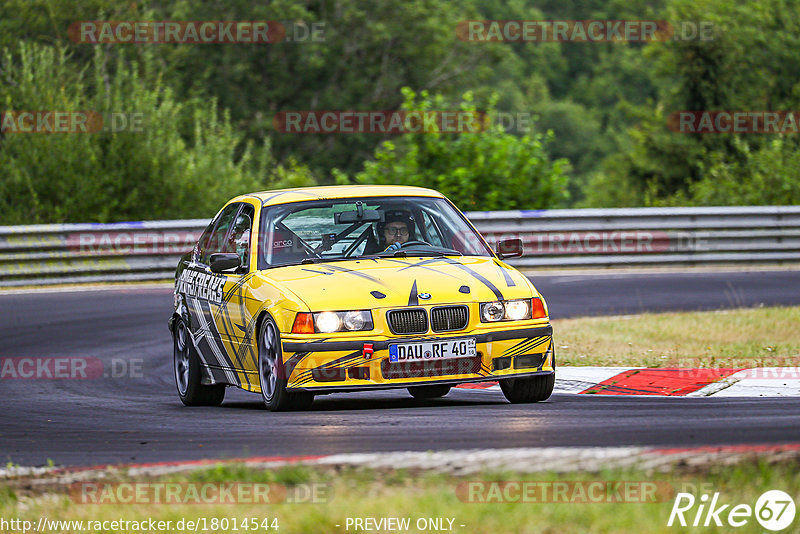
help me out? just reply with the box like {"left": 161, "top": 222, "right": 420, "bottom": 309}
{"left": 228, "top": 212, "right": 252, "bottom": 267}
{"left": 378, "top": 209, "right": 416, "bottom": 251}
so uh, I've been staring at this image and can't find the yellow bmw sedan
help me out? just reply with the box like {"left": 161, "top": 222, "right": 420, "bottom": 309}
{"left": 168, "top": 185, "right": 555, "bottom": 411}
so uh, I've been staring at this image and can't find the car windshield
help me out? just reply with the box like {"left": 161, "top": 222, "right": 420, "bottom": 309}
{"left": 258, "top": 196, "right": 493, "bottom": 268}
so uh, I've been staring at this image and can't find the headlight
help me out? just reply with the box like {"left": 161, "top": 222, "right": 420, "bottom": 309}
{"left": 481, "top": 301, "right": 506, "bottom": 322}
{"left": 505, "top": 299, "right": 531, "bottom": 320}
{"left": 480, "top": 298, "right": 544, "bottom": 322}
{"left": 291, "top": 310, "right": 374, "bottom": 333}
{"left": 315, "top": 311, "right": 342, "bottom": 333}
{"left": 342, "top": 310, "right": 369, "bottom": 331}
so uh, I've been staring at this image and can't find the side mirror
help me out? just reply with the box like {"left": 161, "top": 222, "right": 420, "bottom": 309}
{"left": 496, "top": 238, "right": 523, "bottom": 260}
{"left": 209, "top": 253, "right": 241, "bottom": 273}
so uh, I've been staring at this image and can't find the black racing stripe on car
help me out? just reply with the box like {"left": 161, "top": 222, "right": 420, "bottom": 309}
{"left": 439, "top": 257, "right": 504, "bottom": 300}
{"left": 233, "top": 313, "right": 262, "bottom": 385}
{"left": 393, "top": 258, "right": 465, "bottom": 281}
{"left": 503, "top": 337, "right": 548, "bottom": 359}
{"left": 194, "top": 298, "right": 238, "bottom": 371}
{"left": 282, "top": 325, "right": 553, "bottom": 353}
{"left": 408, "top": 279, "right": 419, "bottom": 306}
{"left": 259, "top": 192, "right": 286, "bottom": 205}
{"left": 296, "top": 349, "right": 364, "bottom": 375}
{"left": 203, "top": 298, "right": 247, "bottom": 380}
{"left": 479, "top": 326, "right": 552, "bottom": 343}
{"left": 540, "top": 341, "right": 553, "bottom": 371}
{"left": 321, "top": 263, "right": 387, "bottom": 285}
{"left": 292, "top": 350, "right": 363, "bottom": 386}
{"left": 504, "top": 336, "right": 542, "bottom": 356}
{"left": 501, "top": 336, "right": 537, "bottom": 356}
{"left": 284, "top": 351, "right": 309, "bottom": 378}
{"left": 216, "top": 294, "right": 237, "bottom": 340}
{"left": 187, "top": 298, "right": 223, "bottom": 358}
{"left": 214, "top": 294, "right": 249, "bottom": 377}
{"left": 383, "top": 258, "right": 414, "bottom": 267}
{"left": 494, "top": 260, "right": 516, "bottom": 287}
{"left": 509, "top": 337, "right": 548, "bottom": 358}
{"left": 397, "top": 257, "right": 445, "bottom": 270}
{"left": 302, "top": 268, "right": 334, "bottom": 276}
{"left": 222, "top": 272, "right": 256, "bottom": 302}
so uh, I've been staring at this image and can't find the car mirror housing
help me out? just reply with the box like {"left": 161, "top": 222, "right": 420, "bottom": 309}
{"left": 335, "top": 201, "right": 383, "bottom": 224}
{"left": 496, "top": 238, "right": 523, "bottom": 259}
{"left": 209, "top": 253, "right": 241, "bottom": 273}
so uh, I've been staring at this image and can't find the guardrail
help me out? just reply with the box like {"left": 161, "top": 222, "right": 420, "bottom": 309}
{"left": 1, "top": 206, "right": 799, "bottom": 287}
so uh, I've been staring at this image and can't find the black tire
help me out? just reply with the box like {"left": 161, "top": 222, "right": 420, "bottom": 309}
{"left": 173, "top": 318, "right": 225, "bottom": 406}
{"left": 500, "top": 373, "right": 555, "bottom": 403}
{"left": 258, "top": 317, "right": 314, "bottom": 412}
{"left": 407, "top": 384, "right": 452, "bottom": 399}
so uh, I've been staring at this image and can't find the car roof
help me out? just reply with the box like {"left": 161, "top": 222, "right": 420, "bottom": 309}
{"left": 232, "top": 185, "right": 445, "bottom": 207}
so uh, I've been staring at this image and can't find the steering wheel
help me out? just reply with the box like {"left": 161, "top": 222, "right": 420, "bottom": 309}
{"left": 399, "top": 240, "right": 433, "bottom": 248}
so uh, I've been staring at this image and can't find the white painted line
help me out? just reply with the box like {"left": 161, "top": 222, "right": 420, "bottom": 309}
{"left": 0, "top": 282, "right": 172, "bottom": 295}
{"left": 710, "top": 368, "right": 800, "bottom": 397}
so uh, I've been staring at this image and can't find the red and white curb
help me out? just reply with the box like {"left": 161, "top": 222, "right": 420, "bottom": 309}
{"left": 4, "top": 444, "right": 800, "bottom": 482}
{"left": 455, "top": 367, "right": 800, "bottom": 396}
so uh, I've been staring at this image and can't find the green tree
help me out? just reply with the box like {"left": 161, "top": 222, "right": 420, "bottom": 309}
{"left": 0, "top": 43, "right": 273, "bottom": 223}
{"left": 354, "top": 89, "right": 569, "bottom": 211}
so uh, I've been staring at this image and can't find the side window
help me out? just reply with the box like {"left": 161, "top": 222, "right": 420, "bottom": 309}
{"left": 229, "top": 205, "right": 255, "bottom": 270}
{"left": 194, "top": 221, "right": 216, "bottom": 262}
{"left": 200, "top": 204, "right": 241, "bottom": 265}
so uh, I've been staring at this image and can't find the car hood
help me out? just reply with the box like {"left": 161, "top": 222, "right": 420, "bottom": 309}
{"left": 259, "top": 256, "right": 536, "bottom": 310}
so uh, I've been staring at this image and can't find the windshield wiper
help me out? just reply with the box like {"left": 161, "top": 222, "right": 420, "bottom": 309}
{"left": 386, "top": 248, "right": 462, "bottom": 257}
{"left": 299, "top": 256, "right": 375, "bottom": 265}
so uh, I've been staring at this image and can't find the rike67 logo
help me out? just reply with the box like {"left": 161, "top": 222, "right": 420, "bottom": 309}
{"left": 668, "top": 490, "right": 795, "bottom": 531}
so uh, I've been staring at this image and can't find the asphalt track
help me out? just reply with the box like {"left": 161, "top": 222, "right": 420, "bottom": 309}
{"left": 1, "top": 269, "right": 800, "bottom": 467}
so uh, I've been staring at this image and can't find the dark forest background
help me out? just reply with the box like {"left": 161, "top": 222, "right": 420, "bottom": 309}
{"left": 2, "top": 0, "right": 799, "bottom": 223}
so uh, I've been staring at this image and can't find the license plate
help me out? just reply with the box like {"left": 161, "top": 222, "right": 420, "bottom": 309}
{"left": 388, "top": 338, "right": 476, "bottom": 363}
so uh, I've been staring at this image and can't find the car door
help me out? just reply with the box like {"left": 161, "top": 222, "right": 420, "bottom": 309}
{"left": 211, "top": 202, "right": 261, "bottom": 389}
{"left": 180, "top": 203, "right": 242, "bottom": 385}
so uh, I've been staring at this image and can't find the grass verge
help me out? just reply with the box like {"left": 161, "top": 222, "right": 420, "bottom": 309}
{"left": 553, "top": 306, "right": 800, "bottom": 368}
{"left": 1, "top": 459, "right": 798, "bottom": 533}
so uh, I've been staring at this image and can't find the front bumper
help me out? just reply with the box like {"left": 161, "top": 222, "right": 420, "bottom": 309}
{"left": 281, "top": 324, "right": 554, "bottom": 391}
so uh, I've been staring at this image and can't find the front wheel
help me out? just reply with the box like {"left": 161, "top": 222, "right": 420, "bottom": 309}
{"left": 500, "top": 373, "right": 555, "bottom": 403}
{"left": 258, "top": 317, "right": 314, "bottom": 411}
{"left": 173, "top": 318, "right": 225, "bottom": 406}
